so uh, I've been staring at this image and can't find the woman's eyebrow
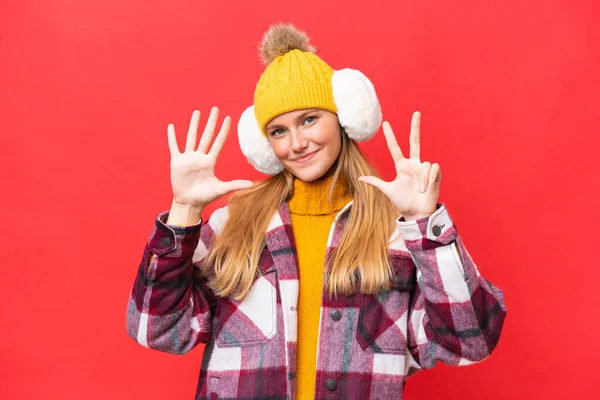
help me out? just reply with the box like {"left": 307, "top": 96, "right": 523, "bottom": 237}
{"left": 266, "top": 122, "right": 285, "bottom": 131}
{"left": 294, "top": 109, "right": 320, "bottom": 122}
{"left": 267, "top": 109, "right": 320, "bottom": 131}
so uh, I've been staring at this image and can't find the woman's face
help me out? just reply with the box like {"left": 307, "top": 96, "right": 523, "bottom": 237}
{"left": 266, "top": 109, "right": 342, "bottom": 182}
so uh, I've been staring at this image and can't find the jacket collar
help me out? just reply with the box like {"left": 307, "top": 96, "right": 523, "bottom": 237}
{"left": 261, "top": 200, "right": 353, "bottom": 275}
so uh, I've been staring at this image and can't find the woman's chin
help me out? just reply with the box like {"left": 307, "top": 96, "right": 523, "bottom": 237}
{"left": 285, "top": 165, "right": 328, "bottom": 182}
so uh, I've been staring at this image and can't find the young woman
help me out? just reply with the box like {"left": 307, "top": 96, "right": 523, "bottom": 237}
{"left": 126, "top": 23, "right": 506, "bottom": 400}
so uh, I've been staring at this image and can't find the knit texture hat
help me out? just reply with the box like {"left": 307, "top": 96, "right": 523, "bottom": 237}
{"left": 254, "top": 48, "right": 337, "bottom": 134}
{"left": 238, "top": 23, "right": 383, "bottom": 175}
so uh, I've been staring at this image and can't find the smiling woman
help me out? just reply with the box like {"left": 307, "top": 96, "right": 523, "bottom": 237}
{"left": 266, "top": 109, "right": 342, "bottom": 182}
{"left": 125, "top": 22, "right": 507, "bottom": 400}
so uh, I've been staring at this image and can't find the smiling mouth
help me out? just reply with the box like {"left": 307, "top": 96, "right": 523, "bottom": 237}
{"left": 291, "top": 150, "right": 319, "bottom": 162}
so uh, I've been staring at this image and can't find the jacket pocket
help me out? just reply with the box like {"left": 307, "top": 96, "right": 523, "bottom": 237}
{"left": 356, "top": 256, "right": 415, "bottom": 354}
{"left": 215, "top": 270, "right": 278, "bottom": 347}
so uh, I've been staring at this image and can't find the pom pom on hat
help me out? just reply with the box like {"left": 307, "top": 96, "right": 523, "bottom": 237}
{"left": 259, "top": 23, "right": 316, "bottom": 66}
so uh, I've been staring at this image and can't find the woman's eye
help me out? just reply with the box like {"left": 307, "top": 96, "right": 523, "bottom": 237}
{"left": 303, "top": 116, "right": 316, "bottom": 125}
{"left": 270, "top": 128, "right": 285, "bottom": 137}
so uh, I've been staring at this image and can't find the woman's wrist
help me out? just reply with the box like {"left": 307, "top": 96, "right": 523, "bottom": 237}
{"left": 401, "top": 213, "right": 432, "bottom": 222}
{"left": 166, "top": 199, "right": 204, "bottom": 226}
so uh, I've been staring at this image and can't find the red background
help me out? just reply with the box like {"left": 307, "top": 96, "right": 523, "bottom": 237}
{"left": 1, "top": 0, "right": 599, "bottom": 398}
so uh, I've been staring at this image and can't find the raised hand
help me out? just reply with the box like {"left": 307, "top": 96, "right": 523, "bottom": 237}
{"left": 167, "top": 107, "right": 254, "bottom": 209}
{"left": 358, "top": 112, "right": 441, "bottom": 220}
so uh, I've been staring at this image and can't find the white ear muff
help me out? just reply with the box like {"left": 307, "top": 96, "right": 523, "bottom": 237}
{"left": 237, "top": 106, "right": 284, "bottom": 175}
{"left": 332, "top": 69, "right": 382, "bottom": 142}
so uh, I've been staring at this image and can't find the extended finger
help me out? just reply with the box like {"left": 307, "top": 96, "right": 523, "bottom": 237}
{"left": 381, "top": 121, "right": 405, "bottom": 163}
{"left": 167, "top": 124, "right": 180, "bottom": 156}
{"left": 185, "top": 110, "right": 201, "bottom": 152}
{"left": 221, "top": 179, "right": 255, "bottom": 194}
{"left": 419, "top": 161, "right": 431, "bottom": 193}
{"left": 429, "top": 163, "right": 442, "bottom": 185}
{"left": 410, "top": 111, "right": 421, "bottom": 159}
{"left": 198, "top": 107, "right": 220, "bottom": 153}
{"left": 358, "top": 176, "right": 389, "bottom": 196}
{"left": 208, "top": 116, "right": 232, "bottom": 158}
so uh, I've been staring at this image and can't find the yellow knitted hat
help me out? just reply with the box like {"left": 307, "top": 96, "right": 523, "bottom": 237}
{"left": 253, "top": 24, "right": 337, "bottom": 134}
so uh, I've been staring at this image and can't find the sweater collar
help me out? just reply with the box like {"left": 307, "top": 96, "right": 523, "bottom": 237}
{"left": 288, "top": 174, "right": 353, "bottom": 216}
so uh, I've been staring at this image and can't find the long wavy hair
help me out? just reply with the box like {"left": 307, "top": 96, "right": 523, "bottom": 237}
{"left": 204, "top": 128, "right": 400, "bottom": 301}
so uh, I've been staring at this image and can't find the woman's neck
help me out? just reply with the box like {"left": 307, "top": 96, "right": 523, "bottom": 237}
{"left": 288, "top": 174, "right": 352, "bottom": 216}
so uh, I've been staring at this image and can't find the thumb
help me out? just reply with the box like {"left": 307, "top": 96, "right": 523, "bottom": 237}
{"left": 358, "top": 176, "right": 388, "bottom": 195}
{"left": 221, "top": 179, "right": 254, "bottom": 194}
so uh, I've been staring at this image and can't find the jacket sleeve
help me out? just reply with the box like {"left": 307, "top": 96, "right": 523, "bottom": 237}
{"left": 396, "top": 203, "right": 506, "bottom": 373}
{"left": 126, "top": 210, "right": 220, "bottom": 354}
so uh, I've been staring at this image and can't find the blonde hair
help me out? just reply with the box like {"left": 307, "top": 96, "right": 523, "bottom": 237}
{"left": 204, "top": 129, "right": 399, "bottom": 301}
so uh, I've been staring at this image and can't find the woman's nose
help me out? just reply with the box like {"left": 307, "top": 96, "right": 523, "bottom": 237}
{"left": 290, "top": 130, "right": 308, "bottom": 152}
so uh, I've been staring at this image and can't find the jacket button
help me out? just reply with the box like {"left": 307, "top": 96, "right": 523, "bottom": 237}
{"left": 326, "top": 379, "right": 337, "bottom": 391}
{"left": 161, "top": 236, "right": 172, "bottom": 247}
{"left": 432, "top": 224, "right": 444, "bottom": 237}
{"left": 395, "top": 275, "right": 404, "bottom": 285}
{"left": 330, "top": 309, "right": 342, "bottom": 321}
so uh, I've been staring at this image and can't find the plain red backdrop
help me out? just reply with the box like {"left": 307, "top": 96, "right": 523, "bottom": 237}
{"left": 1, "top": 0, "right": 599, "bottom": 398}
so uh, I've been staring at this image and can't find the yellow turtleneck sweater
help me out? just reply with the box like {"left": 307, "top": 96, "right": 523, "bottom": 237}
{"left": 288, "top": 175, "right": 353, "bottom": 400}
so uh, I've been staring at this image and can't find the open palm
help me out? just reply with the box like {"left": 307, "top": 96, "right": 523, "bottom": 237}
{"left": 359, "top": 112, "right": 441, "bottom": 220}
{"left": 168, "top": 107, "right": 253, "bottom": 209}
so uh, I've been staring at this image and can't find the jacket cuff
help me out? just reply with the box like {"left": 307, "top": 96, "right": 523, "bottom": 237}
{"left": 148, "top": 211, "right": 202, "bottom": 256}
{"left": 396, "top": 204, "right": 457, "bottom": 251}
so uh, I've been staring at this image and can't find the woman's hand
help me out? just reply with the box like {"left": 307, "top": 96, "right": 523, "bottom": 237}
{"left": 168, "top": 107, "right": 254, "bottom": 209}
{"left": 358, "top": 112, "right": 441, "bottom": 220}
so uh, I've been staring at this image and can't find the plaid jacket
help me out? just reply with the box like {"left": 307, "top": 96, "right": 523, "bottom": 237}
{"left": 126, "top": 201, "right": 506, "bottom": 400}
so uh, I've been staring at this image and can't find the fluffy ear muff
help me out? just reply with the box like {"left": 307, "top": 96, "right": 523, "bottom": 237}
{"left": 332, "top": 69, "right": 382, "bottom": 142}
{"left": 237, "top": 106, "right": 284, "bottom": 175}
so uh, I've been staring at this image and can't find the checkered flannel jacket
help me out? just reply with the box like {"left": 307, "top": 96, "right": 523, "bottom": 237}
{"left": 126, "top": 202, "right": 506, "bottom": 400}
